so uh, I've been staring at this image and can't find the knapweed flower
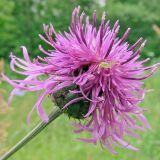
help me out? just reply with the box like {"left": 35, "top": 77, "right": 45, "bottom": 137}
{"left": 3, "top": 7, "right": 159, "bottom": 153}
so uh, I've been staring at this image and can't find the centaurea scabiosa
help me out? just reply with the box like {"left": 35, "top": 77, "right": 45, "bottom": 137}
{"left": 3, "top": 6, "right": 159, "bottom": 153}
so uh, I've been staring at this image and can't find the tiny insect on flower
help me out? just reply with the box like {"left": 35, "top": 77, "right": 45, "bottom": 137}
{"left": 3, "top": 6, "right": 159, "bottom": 153}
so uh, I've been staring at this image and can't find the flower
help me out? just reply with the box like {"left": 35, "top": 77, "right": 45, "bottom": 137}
{"left": 3, "top": 6, "right": 159, "bottom": 153}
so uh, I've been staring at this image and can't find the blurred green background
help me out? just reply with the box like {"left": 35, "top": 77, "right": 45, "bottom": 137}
{"left": 0, "top": 0, "right": 160, "bottom": 159}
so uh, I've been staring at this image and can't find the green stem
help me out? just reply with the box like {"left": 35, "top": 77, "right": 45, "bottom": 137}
{"left": 0, "top": 108, "right": 62, "bottom": 160}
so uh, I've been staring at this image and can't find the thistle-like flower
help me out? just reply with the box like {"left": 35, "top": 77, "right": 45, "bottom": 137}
{"left": 3, "top": 7, "right": 159, "bottom": 153}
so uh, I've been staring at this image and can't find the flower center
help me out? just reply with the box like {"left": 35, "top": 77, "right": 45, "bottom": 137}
{"left": 99, "top": 62, "right": 113, "bottom": 69}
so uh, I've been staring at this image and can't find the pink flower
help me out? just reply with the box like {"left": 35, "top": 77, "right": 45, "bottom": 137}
{"left": 3, "top": 6, "right": 159, "bottom": 153}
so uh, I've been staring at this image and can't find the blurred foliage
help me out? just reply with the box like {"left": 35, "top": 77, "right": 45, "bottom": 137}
{"left": 0, "top": 0, "right": 17, "bottom": 59}
{"left": 0, "top": 60, "right": 11, "bottom": 155}
{"left": 0, "top": 59, "right": 10, "bottom": 113}
{"left": 0, "top": 0, "right": 159, "bottom": 59}
{"left": 0, "top": 59, "right": 4, "bottom": 81}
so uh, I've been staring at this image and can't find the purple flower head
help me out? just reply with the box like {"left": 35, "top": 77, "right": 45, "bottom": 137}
{"left": 3, "top": 7, "right": 159, "bottom": 153}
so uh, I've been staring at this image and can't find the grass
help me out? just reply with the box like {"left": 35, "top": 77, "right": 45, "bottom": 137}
{"left": 0, "top": 71, "right": 160, "bottom": 160}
